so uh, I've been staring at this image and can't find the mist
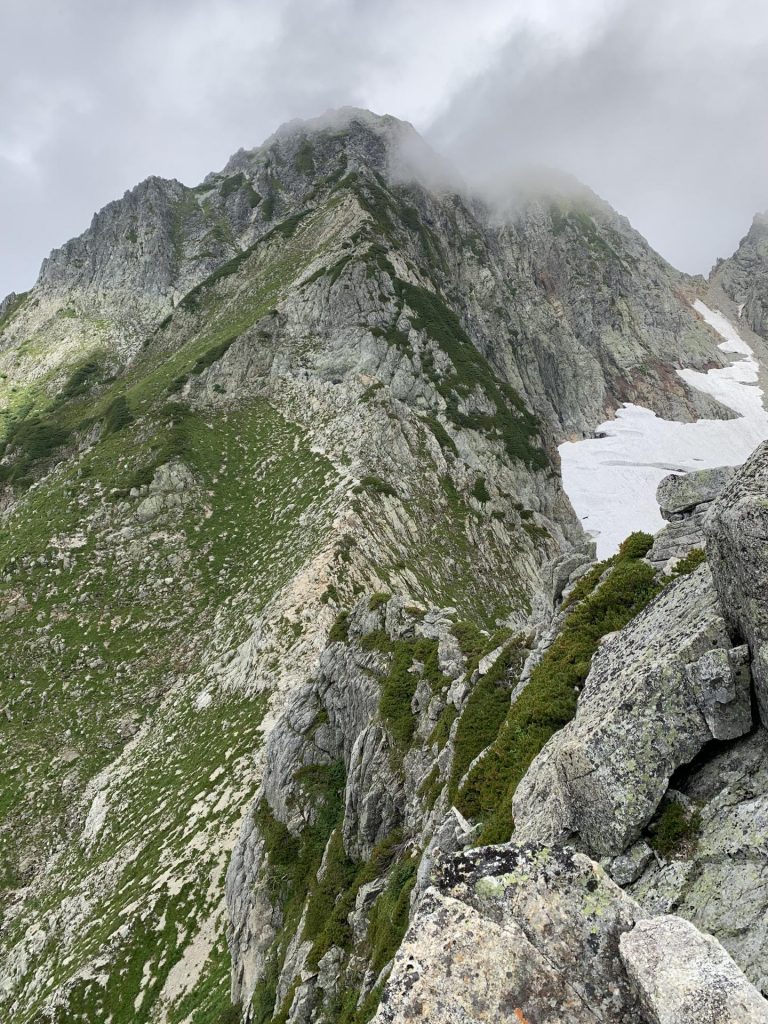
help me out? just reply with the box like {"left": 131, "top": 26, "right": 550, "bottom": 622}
{"left": 2, "top": 0, "right": 767, "bottom": 298}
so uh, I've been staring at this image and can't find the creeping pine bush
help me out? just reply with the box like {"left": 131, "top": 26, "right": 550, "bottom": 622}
{"left": 456, "top": 532, "right": 658, "bottom": 843}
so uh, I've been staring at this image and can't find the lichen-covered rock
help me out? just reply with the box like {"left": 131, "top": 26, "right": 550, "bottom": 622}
{"left": 628, "top": 728, "right": 768, "bottom": 990}
{"left": 646, "top": 514, "right": 707, "bottom": 572}
{"left": 620, "top": 916, "right": 768, "bottom": 1024}
{"left": 513, "top": 566, "right": 752, "bottom": 855}
{"left": 657, "top": 467, "right": 737, "bottom": 519}
{"left": 376, "top": 841, "right": 648, "bottom": 1024}
{"left": 706, "top": 440, "right": 768, "bottom": 724}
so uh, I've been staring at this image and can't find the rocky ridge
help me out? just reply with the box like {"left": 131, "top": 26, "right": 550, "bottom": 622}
{"left": 1, "top": 108, "right": 768, "bottom": 1024}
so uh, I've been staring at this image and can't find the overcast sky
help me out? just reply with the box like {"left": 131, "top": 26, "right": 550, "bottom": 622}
{"left": 2, "top": 0, "right": 767, "bottom": 298}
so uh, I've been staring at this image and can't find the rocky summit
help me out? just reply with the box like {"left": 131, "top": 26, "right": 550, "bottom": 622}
{"left": 2, "top": 107, "right": 768, "bottom": 1024}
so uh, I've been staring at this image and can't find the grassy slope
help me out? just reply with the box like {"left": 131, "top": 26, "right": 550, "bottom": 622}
{"left": 2, "top": 163, "right": 565, "bottom": 1023}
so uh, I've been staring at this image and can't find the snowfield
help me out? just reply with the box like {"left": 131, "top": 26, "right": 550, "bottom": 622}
{"left": 559, "top": 301, "right": 768, "bottom": 558}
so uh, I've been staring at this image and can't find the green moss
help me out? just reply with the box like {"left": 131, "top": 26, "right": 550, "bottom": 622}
{"left": 368, "top": 592, "right": 390, "bottom": 611}
{"left": 648, "top": 800, "right": 702, "bottom": 858}
{"left": 457, "top": 540, "right": 660, "bottom": 841}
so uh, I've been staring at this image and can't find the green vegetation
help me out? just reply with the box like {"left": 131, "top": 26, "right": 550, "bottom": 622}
{"left": 422, "top": 414, "right": 458, "bottom": 456}
{"left": 329, "top": 610, "right": 350, "bottom": 642}
{"left": 0, "top": 387, "right": 341, "bottom": 1022}
{"left": 368, "top": 592, "right": 390, "bottom": 611}
{"left": 393, "top": 279, "right": 547, "bottom": 468}
{"left": 60, "top": 358, "right": 101, "bottom": 399}
{"left": 648, "top": 800, "right": 702, "bottom": 858}
{"left": 457, "top": 532, "right": 659, "bottom": 842}
{"left": 102, "top": 396, "right": 134, "bottom": 435}
{"left": 358, "top": 474, "right": 397, "bottom": 497}
{"left": 0, "top": 290, "right": 29, "bottom": 333}
{"left": 672, "top": 547, "right": 706, "bottom": 576}
{"left": 0, "top": 414, "right": 70, "bottom": 485}
{"left": 219, "top": 171, "right": 262, "bottom": 208}
{"left": 449, "top": 639, "right": 526, "bottom": 796}
{"left": 294, "top": 139, "right": 315, "bottom": 175}
{"left": 471, "top": 477, "right": 490, "bottom": 503}
{"left": 366, "top": 856, "right": 418, "bottom": 973}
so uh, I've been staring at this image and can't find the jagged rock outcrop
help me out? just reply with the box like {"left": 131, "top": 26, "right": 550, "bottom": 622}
{"left": 627, "top": 728, "right": 768, "bottom": 992}
{"left": 226, "top": 595, "right": 485, "bottom": 1017}
{"left": 375, "top": 842, "right": 768, "bottom": 1024}
{"left": 711, "top": 211, "right": 768, "bottom": 340}
{"left": 512, "top": 565, "right": 752, "bottom": 855}
{"left": 375, "top": 842, "right": 648, "bottom": 1024}
{"left": 647, "top": 466, "right": 736, "bottom": 571}
{"left": 706, "top": 440, "right": 768, "bottom": 724}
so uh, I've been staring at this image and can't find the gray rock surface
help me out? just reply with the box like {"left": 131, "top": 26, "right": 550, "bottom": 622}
{"left": 513, "top": 566, "right": 752, "bottom": 855}
{"left": 648, "top": 466, "right": 736, "bottom": 572}
{"left": 620, "top": 916, "right": 768, "bottom": 1024}
{"left": 657, "top": 467, "right": 737, "bottom": 518}
{"left": 375, "top": 842, "right": 648, "bottom": 1024}
{"left": 711, "top": 211, "right": 768, "bottom": 341}
{"left": 706, "top": 440, "right": 768, "bottom": 724}
{"left": 628, "top": 728, "right": 768, "bottom": 991}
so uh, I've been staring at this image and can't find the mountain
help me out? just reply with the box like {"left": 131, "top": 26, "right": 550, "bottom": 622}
{"left": 711, "top": 210, "right": 768, "bottom": 341}
{"left": 2, "top": 109, "right": 768, "bottom": 1024}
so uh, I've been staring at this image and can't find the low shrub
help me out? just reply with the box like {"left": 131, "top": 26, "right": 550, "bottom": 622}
{"left": 457, "top": 533, "right": 660, "bottom": 842}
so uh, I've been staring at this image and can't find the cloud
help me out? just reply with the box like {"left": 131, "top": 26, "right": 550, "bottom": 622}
{"left": 1, "top": 0, "right": 767, "bottom": 297}
{"left": 428, "top": 0, "right": 768, "bottom": 273}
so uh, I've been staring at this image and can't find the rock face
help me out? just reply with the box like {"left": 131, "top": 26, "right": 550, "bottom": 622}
{"left": 512, "top": 566, "right": 752, "bottom": 855}
{"left": 711, "top": 211, "right": 768, "bottom": 341}
{"left": 657, "top": 467, "right": 737, "bottom": 517}
{"left": 375, "top": 842, "right": 768, "bottom": 1024}
{"left": 706, "top": 440, "right": 768, "bottom": 724}
{"left": 647, "top": 466, "right": 735, "bottom": 572}
{"left": 627, "top": 728, "right": 768, "bottom": 991}
{"left": 375, "top": 842, "right": 648, "bottom": 1024}
{"left": 620, "top": 916, "right": 768, "bottom": 1024}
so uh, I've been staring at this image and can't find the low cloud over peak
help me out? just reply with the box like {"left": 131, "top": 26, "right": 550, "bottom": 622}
{"left": 2, "top": 0, "right": 767, "bottom": 296}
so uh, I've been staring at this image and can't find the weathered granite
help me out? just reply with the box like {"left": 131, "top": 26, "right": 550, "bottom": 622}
{"left": 620, "top": 916, "right": 768, "bottom": 1024}
{"left": 657, "top": 467, "right": 737, "bottom": 519}
{"left": 513, "top": 566, "right": 752, "bottom": 856}
{"left": 706, "top": 440, "right": 768, "bottom": 724}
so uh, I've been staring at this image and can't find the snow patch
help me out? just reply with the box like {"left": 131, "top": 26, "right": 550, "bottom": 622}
{"left": 559, "top": 301, "right": 768, "bottom": 558}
